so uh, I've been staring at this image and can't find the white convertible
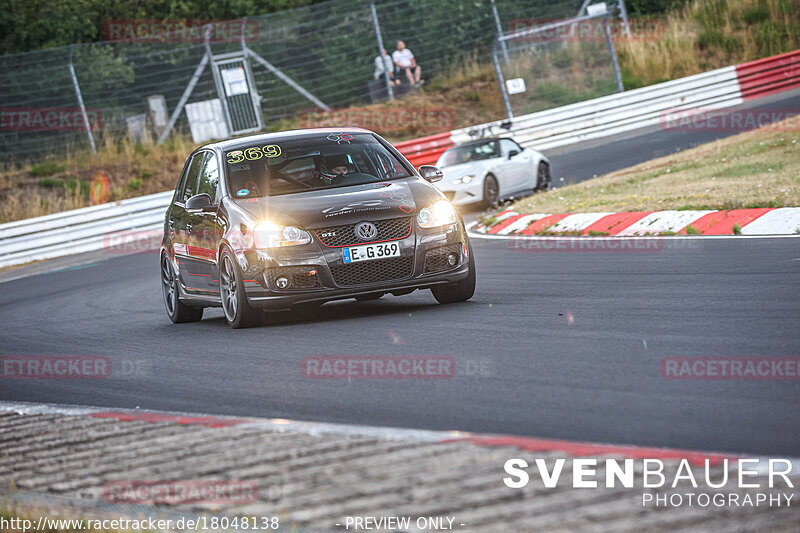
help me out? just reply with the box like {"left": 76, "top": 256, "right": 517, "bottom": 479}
{"left": 434, "top": 137, "right": 551, "bottom": 208}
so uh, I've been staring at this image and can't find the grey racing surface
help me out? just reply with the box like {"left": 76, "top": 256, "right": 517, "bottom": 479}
{"left": 2, "top": 91, "right": 800, "bottom": 458}
{"left": 545, "top": 89, "right": 800, "bottom": 184}
{"left": 1, "top": 236, "right": 799, "bottom": 456}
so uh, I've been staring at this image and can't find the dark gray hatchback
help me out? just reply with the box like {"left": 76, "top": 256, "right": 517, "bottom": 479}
{"left": 160, "top": 128, "right": 476, "bottom": 328}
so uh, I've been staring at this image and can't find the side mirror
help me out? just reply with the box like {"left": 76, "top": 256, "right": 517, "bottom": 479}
{"left": 418, "top": 165, "right": 444, "bottom": 183}
{"left": 185, "top": 193, "right": 215, "bottom": 213}
{"left": 508, "top": 150, "right": 519, "bottom": 159}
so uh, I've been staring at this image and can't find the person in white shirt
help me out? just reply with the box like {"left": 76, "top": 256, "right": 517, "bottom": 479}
{"left": 392, "top": 41, "right": 422, "bottom": 87}
{"left": 374, "top": 49, "right": 399, "bottom": 86}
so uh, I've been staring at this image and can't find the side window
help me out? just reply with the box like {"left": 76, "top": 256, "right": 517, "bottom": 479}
{"left": 500, "top": 139, "right": 519, "bottom": 156}
{"left": 180, "top": 152, "right": 208, "bottom": 203}
{"left": 197, "top": 153, "right": 220, "bottom": 201}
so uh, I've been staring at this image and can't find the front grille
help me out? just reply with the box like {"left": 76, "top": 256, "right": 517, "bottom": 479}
{"left": 314, "top": 217, "right": 412, "bottom": 247}
{"left": 265, "top": 266, "right": 322, "bottom": 290}
{"left": 330, "top": 256, "right": 413, "bottom": 287}
{"left": 424, "top": 243, "right": 462, "bottom": 274}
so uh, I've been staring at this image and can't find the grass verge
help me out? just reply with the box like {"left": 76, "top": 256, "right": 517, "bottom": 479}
{"left": 510, "top": 116, "right": 799, "bottom": 215}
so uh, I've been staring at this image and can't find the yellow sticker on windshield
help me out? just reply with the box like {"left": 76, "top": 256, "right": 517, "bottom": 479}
{"left": 226, "top": 145, "right": 281, "bottom": 164}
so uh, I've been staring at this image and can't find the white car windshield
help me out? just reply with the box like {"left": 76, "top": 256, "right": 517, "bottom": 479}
{"left": 437, "top": 140, "right": 500, "bottom": 166}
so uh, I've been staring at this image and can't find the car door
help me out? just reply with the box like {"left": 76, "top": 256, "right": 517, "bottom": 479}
{"left": 499, "top": 138, "right": 529, "bottom": 193}
{"left": 482, "top": 139, "right": 514, "bottom": 197}
{"left": 189, "top": 152, "right": 223, "bottom": 292}
{"left": 172, "top": 151, "right": 206, "bottom": 291}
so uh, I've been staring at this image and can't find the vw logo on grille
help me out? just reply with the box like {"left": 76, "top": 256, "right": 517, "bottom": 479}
{"left": 354, "top": 221, "right": 378, "bottom": 241}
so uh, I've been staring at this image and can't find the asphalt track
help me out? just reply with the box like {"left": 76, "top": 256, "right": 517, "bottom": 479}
{"left": 1, "top": 92, "right": 799, "bottom": 457}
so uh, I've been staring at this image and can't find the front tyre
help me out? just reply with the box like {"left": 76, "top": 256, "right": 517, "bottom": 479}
{"left": 219, "top": 250, "right": 264, "bottom": 328}
{"left": 536, "top": 161, "right": 552, "bottom": 191}
{"left": 431, "top": 243, "right": 476, "bottom": 304}
{"left": 482, "top": 174, "right": 499, "bottom": 208}
{"left": 161, "top": 253, "right": 203, "bottom": 323}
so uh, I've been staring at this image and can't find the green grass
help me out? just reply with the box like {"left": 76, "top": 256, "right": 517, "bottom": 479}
{"left": 30, "top": 160, "right": 66, "bottom": 177}
{"left": 507, "top": 116, "right": 800, "bottom": 216}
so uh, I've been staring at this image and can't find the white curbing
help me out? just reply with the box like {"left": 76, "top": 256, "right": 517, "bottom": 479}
{"left": 548, "top": 212, "right": 615, "bottom": 232}
{"left": 616, "top": 210, "right": 715, "bottom": 236}
{"left": 740, "top": 207, "right": 800, "bottom": 235}
{"left": 495, "top": 214, "right": 548, "bottom": 234}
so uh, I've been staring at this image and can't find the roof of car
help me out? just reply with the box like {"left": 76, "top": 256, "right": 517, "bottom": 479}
{"left": 201, "top": 127, "right": 374, "bottom": 152}
{"left": 448, "top": 137, "right": 511, "bottom": 149}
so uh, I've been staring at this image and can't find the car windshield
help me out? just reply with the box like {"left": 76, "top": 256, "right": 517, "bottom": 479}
{"left": 436, "top": 140, "right": 500, "bottom": 166}
{"left": 224, "top": 133, "right": 412, "bottom": 198}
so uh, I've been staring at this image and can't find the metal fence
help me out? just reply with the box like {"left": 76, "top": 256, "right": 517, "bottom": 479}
{"left": 0, "top": 0, "right": 595, "bottom": 165}
{"left": 492, "top": 2, "right": 626, "bottom": 118}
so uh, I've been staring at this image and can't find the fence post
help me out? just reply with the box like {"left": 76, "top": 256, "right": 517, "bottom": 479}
{"left": 157, "top": 52, "right": 209, "bottom": 144}
{"left": 370, "top": 2, "right": 394, "bottom": 101}
{"left": 604, "top": 16, "right": 625, "bottom": 92}
{"left": 490, "top": 0, "right": 510, "bottom": 63}
{"left": 241, "top": 18, "right": 265, "bottom": 130}
{"left": 491, "top": 47, "right": 513, "bottom": 119}
{"left": 68, "top": 45, "right": 97, "bottom": 155}
{"left": 617, "top": 0, "right": 632, "bottom": 39}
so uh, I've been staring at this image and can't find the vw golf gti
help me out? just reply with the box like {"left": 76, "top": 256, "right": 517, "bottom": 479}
{"left": 160, "top": 128, "right": 476, "bottom": 328}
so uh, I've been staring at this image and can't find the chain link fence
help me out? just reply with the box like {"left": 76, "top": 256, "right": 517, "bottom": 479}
{"left": 492, "top": 1, "right": 627, "bottom": 118}
{"left": 0, "top": 0, "right": 590, "bottom": 165}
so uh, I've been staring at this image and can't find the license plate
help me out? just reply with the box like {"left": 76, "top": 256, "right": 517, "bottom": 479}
{"left": 342, "top": 241, "right": 401, "bottom": 263}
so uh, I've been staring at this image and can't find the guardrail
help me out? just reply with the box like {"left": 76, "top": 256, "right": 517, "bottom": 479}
{"left": 399, "top": 49, "right": 800, "bottom": 163}
{"left": 0, "top": 192, "right": 172, "bottom": 268}
{"left": 1, "top": 50, "right": 799, "bottom": 269}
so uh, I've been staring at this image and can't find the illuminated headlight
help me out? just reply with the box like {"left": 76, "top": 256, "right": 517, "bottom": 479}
{"left": 253, "top": 221, "right": 311, "bottom": 248}
{"left": 418, "top": 200, "right": 457, "bottom": 228}
{"left": 453, "top": 175, "right": 475, "bottom": 184}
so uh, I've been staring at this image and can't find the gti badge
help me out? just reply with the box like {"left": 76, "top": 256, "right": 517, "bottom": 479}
{"left": 355, "top": 221, "right": 378, "bottom": 241}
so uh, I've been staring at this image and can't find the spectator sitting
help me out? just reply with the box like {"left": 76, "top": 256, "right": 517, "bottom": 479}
{"left": 374, "top": 49, "right": 400, "bottom": 87}
{"left": 392, "top": 40, "right": 422, "bottom": 88}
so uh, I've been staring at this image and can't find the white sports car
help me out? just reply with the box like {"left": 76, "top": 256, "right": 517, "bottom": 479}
{"left": 434, "top": 137, "right": 551, "bottom": 208}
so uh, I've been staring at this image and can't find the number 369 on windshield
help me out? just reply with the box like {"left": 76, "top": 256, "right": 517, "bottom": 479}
{"left": 226, "top": 145, "right": 282, "bottom": 164}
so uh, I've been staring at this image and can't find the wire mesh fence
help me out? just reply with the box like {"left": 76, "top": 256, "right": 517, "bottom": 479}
{"left": 492, "top": 5, "right": 625, "bottom": 118}
{"left": 0, "top": 0, "right": 588, "bottom": 165}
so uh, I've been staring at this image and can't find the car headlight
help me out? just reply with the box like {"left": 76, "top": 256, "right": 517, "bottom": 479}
{"left": 417, "top": 200, "right": 457, "bottom": 228}
{"left": 454, "top": 175, "right": 475, "bottom": 184}
{"left": 253, "top": 221, "right": 311, "bottom": 248}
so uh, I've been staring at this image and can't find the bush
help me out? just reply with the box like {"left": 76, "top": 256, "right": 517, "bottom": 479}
{"left": 30, "top": 160, "right": 66, "bottom": 177}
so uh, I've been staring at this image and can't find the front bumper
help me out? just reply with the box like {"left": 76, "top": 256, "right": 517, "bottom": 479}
{"left": 437, "top": 180, "right": 484, "bottom": 207}
{"left": 234, "top": 222, "right": 470, "bottom": 310}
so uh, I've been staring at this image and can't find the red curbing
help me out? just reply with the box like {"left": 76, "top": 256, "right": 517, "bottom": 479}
{"left": 443, "top": 435, "right": 734, "bottom": 467}
{"left": 581, "top": 211, "right": 653, "bottom": 235}
{"left": 488, "top": 213, "right": 529, "bottom": 234}
{"left": 92, "top": 411, "right": 251, "bottom": 428}
{"left": 520, "top": 214, "right": 570, "bottom": 235}
{"left": 678, "top": 208, "right": 773, "bottom": 235}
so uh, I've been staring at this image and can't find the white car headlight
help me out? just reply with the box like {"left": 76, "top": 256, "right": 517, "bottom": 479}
{"left": 417, "top": 200, "right": 457, "bottom": 228}
{"left": 454, "top": 175, "right": 475, "bottom": 184}
{"left": 253, "top": 221, "right": 311, "bottom": 248}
